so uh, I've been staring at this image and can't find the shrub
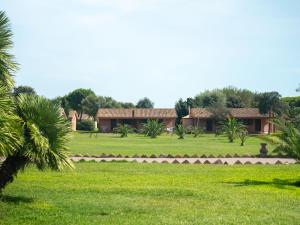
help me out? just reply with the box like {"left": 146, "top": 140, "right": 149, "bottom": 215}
{"left": 142, "top": 119, "right": 164, "bottom": 138}
{"left": 190, "top": 126, "right": 203, "bottom": 137}
{"left": 239, "top": 130, "right": 248, "bottom": 146}
{"left": 175, "top": 124, "right": 186, "bottom": 139}
{"left": 77, "top": 120, "right": 95, "bottom": 131}
{"left": 113, "top": 124, "right": 132, "bottom": 138}
{"left": 222, "top": 118, "right": 246, "bottom": 143}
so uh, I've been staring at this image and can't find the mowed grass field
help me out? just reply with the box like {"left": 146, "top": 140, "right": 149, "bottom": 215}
{"left": 68, "top": 132, "right": 274, "bottom": 156}
{"left": 0, "top": 162, "right": 299, "bottom": 225}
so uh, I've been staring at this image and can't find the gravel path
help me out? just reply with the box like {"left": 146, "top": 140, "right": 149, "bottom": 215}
{"left": 71, "top": 157, "right": 297, "bottom": 165}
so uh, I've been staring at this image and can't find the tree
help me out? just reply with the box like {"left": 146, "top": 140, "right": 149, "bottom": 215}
{"left": 13, "top": 85, "right": 36, "bottom": 96}
{"left": 208, "top": 103, "right": 230, "bottom": 134}
{"left": 121, "top": 102, "right": 135, "bottom": 108}
{"left": 175, "top": 98, "right": 188, "bottom": 124}
{"left": 222, "top": 118, "right": 246, "bottom": 143}
{"left": 114, "top": 124, "right": 132, "bottom": 138}
{"left": 142, "top": 119, "right": 164, "bottom": 138}
{"left": 226, "top": 95, "right": 244, "bottom": 108}
{"left": 81, "top": 95, "right": 100, "bottom": 120}
{"left": 0, "top": 12, "right": 20, "bottom": 156}
{"left": 257, "top": 92, "right": 283, "bottom": 134}
{"left": 0, "top": 95, "right": 74, "bottom": 191}
{"left": 194, "top": 90, "right": 226, "bottom": 108}
{"left": 0, "top": 12, "right": 18, "bottom": 89}
{"left": 272, "top": 119, "right": 300, "bottom": 161}
{"left": 239, "top": 130, "right": 248, "bottom": 146}
{"left": 98, "top": 96, "right": 122, "bottom": 108}
{"left": 0, "top": 85, "right": 20, "bottom": 156}
{"left": 174, "top": 124, "right": 186, "bottom": 139}
{"left": 65, "top": 88, "right": 95, "bottom": 120}
{"left": 136, "top": 97, "right": 154, "bottom": 108}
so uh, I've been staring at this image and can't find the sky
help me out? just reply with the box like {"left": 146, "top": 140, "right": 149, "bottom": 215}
{"left": 2, "top": 0, "right": 300, "bottom": 107}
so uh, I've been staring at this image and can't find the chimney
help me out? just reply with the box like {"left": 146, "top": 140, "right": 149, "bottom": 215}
{"left": 188, "top": 106, "right": 191, "bottom": 115}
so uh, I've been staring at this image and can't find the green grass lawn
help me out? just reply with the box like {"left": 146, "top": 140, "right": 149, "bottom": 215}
{"left": 0, "top": 162, "right": 299, "bottom": 225}
{"left": 68, "top": 132, "right": 275, "bottom": 156}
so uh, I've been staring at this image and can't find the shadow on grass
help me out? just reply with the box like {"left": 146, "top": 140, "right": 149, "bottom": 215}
{"left": 0, "top": 195, "right": 34, "bottom": 204}
{"left": 226, "top": 178, "right": 300, "bottom": 189}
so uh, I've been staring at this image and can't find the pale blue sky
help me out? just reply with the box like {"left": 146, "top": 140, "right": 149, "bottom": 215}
{"left": 2, "top": 0, "right": 300, "bottom": 107}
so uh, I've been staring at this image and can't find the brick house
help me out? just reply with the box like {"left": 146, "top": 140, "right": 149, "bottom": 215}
{"left": 97, "top": 108, "right": 177, "bottom": 132}
{"left": 182, "top": 108, "right": 275, "bottom": 134}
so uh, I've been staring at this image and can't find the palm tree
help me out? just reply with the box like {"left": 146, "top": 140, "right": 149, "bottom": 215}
{"left": 0, "top": 85, "right": 21, "bottom": 156}
{"left": 222, "top": 118, "right": 246, "bottom": 143}
{"left": 175, "top": 124, "right": 186, "bottom": 139}
{"left": 272, "top": 119, "right": 300, "bottom": 161}
{"left": 142, "top": 119, "right": 164, "bottom": 138}
{"left": 0, "top": 95, "right": 74, "bottom": 191}
{"left": 0, "top": 11, "right": 20, "bottom": 156}
{"left": 114, "top": 124, "right": 132, "bottom": 138}
{"left": 0, "top": 11, "right": 18, "bottom": 89}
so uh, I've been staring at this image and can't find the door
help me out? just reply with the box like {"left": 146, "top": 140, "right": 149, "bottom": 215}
{"left": 206, "top": 119, "right": 213, "bottom": 132}
{"left": 255, "top": 119, "right": 261, "bottom": 132}
{"left": 111, "top": 119, "right": 117, "bottom": 131}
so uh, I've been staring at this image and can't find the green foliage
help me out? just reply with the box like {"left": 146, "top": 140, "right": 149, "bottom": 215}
{"left": 0, "top": 85, "right": 21, "bottom": 156}
{"left": 175, "top": 98, "right": 189, "bottom": 124}
{"left": 256, "top": 92, "right": 283, "bottom": 115}
{"left": 114, "top": 124, "right": 132, "bottom": 138}
{"left": 120, "top": 102, "right": 135, "bottom": 108}
{"left": 272, "top": 119, "right": 300, "bottom": 161}
{"left": 142, "top": 119, "right": 164, "bottom": 138}
{"left": 194, "top": 90, "right": 226, "bottom": 107}
{"left": 65, "top": 88, "right": 95, "bottom": 116}
{"left": 77, "top": 120, "right": 95, "bottom": 131}
{"left": 239, "top": 130, "right": 248, "bottom": 146}
{"left": 190, "top": 126, "right": 204, "bottom": 137}
{"left": 136, "top": 97, "right": 154, "bottom": 108}
{"left": 174, "top": 124, "right": 186, "bottom": 139}
{"left": 81, "top": 95, "right": 99, "bottom": 120}
{"left": 282, "top": 96, "right": 300, "bottom": 108}
{"left": 222, "top": 118, "right": 246, "bottom": 143}
{"left": 0, "top": 11, "right": 18, "bottom": 89}
{"left": 0, "top": 95, "right": 74, "bottom": 191}
{"left": 13, "top": 85, "right": 36, "bottom": 96}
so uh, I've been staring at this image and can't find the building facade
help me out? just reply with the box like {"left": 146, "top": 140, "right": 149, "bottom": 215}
{"left": 182, "top": 108, "right": 275, "bottom": 134}
{"left": 97, "top": 108, "right": 177, "bottom": 132}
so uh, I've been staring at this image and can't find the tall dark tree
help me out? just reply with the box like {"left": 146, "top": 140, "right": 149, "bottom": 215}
{"left": 81, "top": 95, "right": 100, "bottom": 120}
{"left": 257, "top": 92, "right": 283, "bottom": 134}
{"left": 175, "top": 98, "right": 188, "bottom": 124}
{"left": 65, "top": 88, "right": 95, "bottom": 120}
{"left": 13, "top": 85, "right": 36, "bottom": 96}
{"left": 136, "top": 97, "right": 154, "bottom": 108}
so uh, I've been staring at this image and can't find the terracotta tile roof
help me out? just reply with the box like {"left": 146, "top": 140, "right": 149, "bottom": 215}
{"left": 229, "top": 108, "right": 269, "bottom": 118}
{"left": 97, "top": 109, "right": 133, "bottom": 118}
{"left": 97, "top": 108, "right": 177, "bottom": 119}
{"left": 187, "top": 108, "right": 269, "bottom": 119}
{"left": 134, "top": 109, "right": 177, "bottom": 118}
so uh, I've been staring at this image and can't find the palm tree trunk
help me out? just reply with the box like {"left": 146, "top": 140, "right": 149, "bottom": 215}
{"left": 0, "top": 154, "right": 28, "bottom": 192}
